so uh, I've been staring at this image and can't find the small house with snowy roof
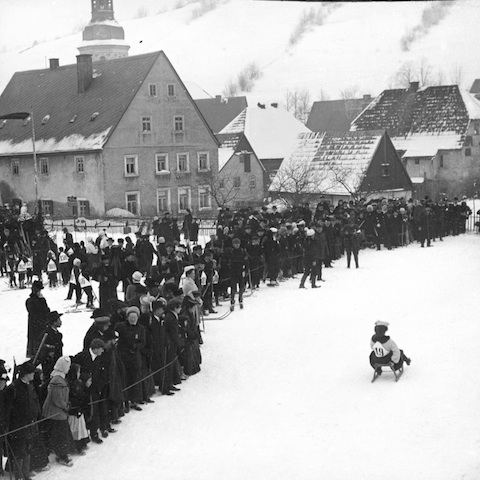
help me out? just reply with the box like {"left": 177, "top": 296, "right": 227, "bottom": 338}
{"left": 218, "top": 105, "right": 311, "bottom": 194}
{"left": 215, "top": 132, "right": 266, "bottom": 208}
{"left": 269, "top": 130, "right": 412, "bottom": 204}
{"left": 351, "top": 83, "right": 480, "bottom": 199}
{"left": 0, "top": 51, "right": 219, "bottom": 218}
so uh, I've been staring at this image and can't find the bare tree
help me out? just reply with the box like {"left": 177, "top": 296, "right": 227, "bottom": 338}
{"left": 202, "top": 170, "right": 242, "bottom": 208}
{"left": 269, "top": 155, "right": 329, "bottom": 205}
{"left": 284, "top": 88, "right": 311, "bottom": 124}
{"left": 395, "top": 62, "right": 417, "bottom": 88}
{"left": 340, "top": 85, "right": 360, "bottom": 121}
{"left": 317, "top": 87, "right": 330, "bottom": 101}
{"left": 418, "top": 58, "right": 432, "bottom": 87}
{"left": 449, "top": 64, "right": 463, "bottom": 86}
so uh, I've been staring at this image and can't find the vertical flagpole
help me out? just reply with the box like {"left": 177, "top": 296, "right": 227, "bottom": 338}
{"left": 30, "top": 109, "right": 39, "bottom": 213}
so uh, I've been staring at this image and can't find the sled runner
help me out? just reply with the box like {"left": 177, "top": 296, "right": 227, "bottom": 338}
{"left": 371, "top": 363, "right": 404, "bottom": 383}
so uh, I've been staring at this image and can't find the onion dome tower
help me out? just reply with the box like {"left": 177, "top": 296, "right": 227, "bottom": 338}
{"left": 78, "top": 0, "right": 130, "bottom": 62}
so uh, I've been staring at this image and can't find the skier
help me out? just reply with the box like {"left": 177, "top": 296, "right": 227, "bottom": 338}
{"left": 369, "top": 321, "right": 411, "bottom": 376}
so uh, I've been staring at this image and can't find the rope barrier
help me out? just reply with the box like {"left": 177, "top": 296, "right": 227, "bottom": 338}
{"left": 0, "top": 353, "right": 180, "bottom": 440}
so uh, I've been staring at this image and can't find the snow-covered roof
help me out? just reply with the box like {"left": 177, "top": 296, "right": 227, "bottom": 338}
{"left": 410, "top": 177, "right": 425, "bottom": 184}
{"left": 459, "top": 89, "right": 480, "bottom": 120}
{"left": 392, "top": 133, "right": 463, "bottom": 154}
{"left": 351, "top": 85, "right": 475, "bottom": 148}
{"left": 219, "top": 106, "right": 310, "bottom": 160}
{"left": 270, "top": 130, "right": 383, "bottom": 196}
{"left": 402, "top": 146, "right": 438, "bottom": 158}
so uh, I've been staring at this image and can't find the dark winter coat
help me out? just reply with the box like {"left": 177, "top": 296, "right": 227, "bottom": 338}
{"left": 26, "top": 293, "right": 51, "bottom": 357}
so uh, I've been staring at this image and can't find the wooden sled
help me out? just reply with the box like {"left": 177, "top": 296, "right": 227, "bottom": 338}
{"left": 371, "top": 363, "right": 404, "bottom": 383}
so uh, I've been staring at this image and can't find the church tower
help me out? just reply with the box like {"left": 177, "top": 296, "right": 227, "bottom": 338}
{"left": 78, "top": 0, "right": 130, "bottom": 62}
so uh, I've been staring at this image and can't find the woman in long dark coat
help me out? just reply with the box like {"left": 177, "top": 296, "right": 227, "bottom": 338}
{"left": 115, "top": 307, "right": 145, "bottom": 411}
{"left": 163, "top": 299, "right": 182, "bottom": 392}
{"left": 26, "top": 280, "right": 50, "bottom": 357}
{"left": 180, "top": 297, "right": 202, "bottom": 376}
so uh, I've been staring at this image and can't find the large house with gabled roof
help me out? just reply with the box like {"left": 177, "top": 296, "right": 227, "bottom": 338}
{"left": 0, "top": 51, "right": 219, "bottom": 218}
{"left": 351, "top": 83, "right": 480, "bottom": 199}
{"left": 269, "top": 130, "right": 412, "bottom": 204}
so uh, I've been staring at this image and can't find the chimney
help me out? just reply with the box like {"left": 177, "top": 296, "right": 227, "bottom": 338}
{"left": 76, "top": 54, "right": 93, "bottom": 93}
{"left": 363, "top": 94, "right": 371, "bottom": 100}
{"left": 215, "top": 95, "right": 222, "bottom": 101}
{"left": 49, "top": 58, "right": 59, "bottom": 70}
{"left": 409, "top": 81, "right": 419, "bottom": 93}
{"left": 271, "top": 103, "right": 278, "bottom": 108}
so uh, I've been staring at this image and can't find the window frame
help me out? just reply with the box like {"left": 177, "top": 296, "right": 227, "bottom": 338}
{"left": 155, "top": 153, "right": 170, "bottom": 175}
{"left": 41, "top": 199, "right": 54, "bottom": 216}
{"left": 39, "top": 157, "right": 49, "bottom": 176}
{"left": 198, "top": 185, "right": 212, "bottom": 211}
{"left": 156, "top": 188, "right": 171, "bottom": 213}
{"left": 148, "top": 83, "right": 157, "bottom": 97}
{"left": 167, "top": 84, "right": 175, "bottom": 97}
{"left": 75, "top": 155, "right": 85, "bottom": 174}
{"left": 124, "top": 155, "right": 139, "bottom": 177}
{"left": 78, "top": 199, "right": 90, "bottom": 217}
{"left": 125, "top": 191, "right": 140, "bottom": 216}
{"left": 178, "top": 187, "right": 191, "bottom": 213}
{"left": 439, "top": 155, "right": 444, "bottom": 168}
{"left": 197, "top": 152, "right": 210, "bottom": 172}
{"left": 174, "top": 115, "right": 184, "bottom": 133}
{"left": 11, "top": 158, "right": 19, "bottom": 176}
{"left": 381, "top": 163, "right": 390, "bottom": 177}
{"left": 249, "top": 174, "right": 256, "bottom": 189}
{"left": 176, "top": 152, "right": 190, "bottom": 172}
{"left": 243, "top": 153, "right": 251, "bottom": 173}
{"left": 142, "top": 116, "right": 152, "bottom": 134}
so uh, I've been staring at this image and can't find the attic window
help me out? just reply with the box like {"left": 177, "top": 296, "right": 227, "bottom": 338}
{"left": 69, "top": 115, "right": 77, "bottom": 123}
{"left": 0, "top": 120, "right": 6, "bottom": 129}
{"left": 90, "top": 112, "right": 99, "bottom": 122}
{"left": 23, "top": 116, "right": 31, "bottom": 126}
{"left": 41, "top": 115, "right": 50, "bottom": 125}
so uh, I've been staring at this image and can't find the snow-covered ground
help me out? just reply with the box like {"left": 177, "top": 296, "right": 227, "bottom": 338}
{"left": 2, "top": 233, "right": 480, "bottom": 479}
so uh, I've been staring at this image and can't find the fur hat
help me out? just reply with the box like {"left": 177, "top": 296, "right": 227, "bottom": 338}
{"left": 184, "top": 265, "right": 195, "bottom": 274}
{"left": 375, "top": 320, "right": 389, "bottom": 327}
{"left": 126, "top": 306, "right": 140, "bottom": 317}
{"left": 32, "top": 280, "right": 44, "bottom": 291}
{"left": 132, "top": 271, "right": 143, "bottom": 283}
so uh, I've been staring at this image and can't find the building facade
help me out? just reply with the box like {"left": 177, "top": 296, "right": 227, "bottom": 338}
{"left": 0, "top": 51, "right": 219, "bottom": 219}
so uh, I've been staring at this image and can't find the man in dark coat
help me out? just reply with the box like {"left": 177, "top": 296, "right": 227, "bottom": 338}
{"left": 72, "top": 338, "right": 110, "bottom": 443}
{"left": 3, "top": 362, "right": 41, "bottom": 480}
{"left": 38, "top": 311, "right": 64, "bottom": 378}
{"left": 83, "top": 309, "right": 112, "bottom": 351}
{"left": 26, "top": 280, "right": 50, "bottom": 358}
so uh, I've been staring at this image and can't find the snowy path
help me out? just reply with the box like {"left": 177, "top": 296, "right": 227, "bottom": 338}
{"left": 2, "top": 235, "right": 480, "bottom": 480}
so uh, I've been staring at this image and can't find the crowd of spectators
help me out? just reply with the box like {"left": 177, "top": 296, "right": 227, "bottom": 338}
{"left": 0, "top": 194, "right": 473, "bottom": 478}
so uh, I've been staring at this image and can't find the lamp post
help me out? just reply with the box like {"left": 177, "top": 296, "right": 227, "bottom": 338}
{"left": 0, "top": 111, "right": 38, "bottom": 212}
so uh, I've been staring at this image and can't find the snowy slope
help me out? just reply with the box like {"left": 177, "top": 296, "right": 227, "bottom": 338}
{"left": 1, "top": 1, "right": 479, "bottom": 104}
{"left": 1, "top": 234, "right": 480, "bottom": 479}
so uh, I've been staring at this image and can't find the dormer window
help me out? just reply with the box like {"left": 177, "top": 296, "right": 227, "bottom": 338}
{"left": 90, "top": 112, "right": 99, "bottom": 122}
{"left": 41, "top": 115, "right": 50, "bottom": 125}
{"left": 69, "top": 115, "right": 77, "bottom": 123}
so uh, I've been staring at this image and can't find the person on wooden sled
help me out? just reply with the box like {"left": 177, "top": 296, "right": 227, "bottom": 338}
{"left": 369, "top": 321, "right": 411, "bottom": 376}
